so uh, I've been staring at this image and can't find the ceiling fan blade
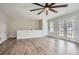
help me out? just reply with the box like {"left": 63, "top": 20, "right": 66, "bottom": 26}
{"left": 49, "top": 3, "right": 55, "bottom": 7}
{"left": 37, "top": 9, "right": 44, "bottom": 15}
{"left": 51, "top": 4, "right": 68, "bottom": 8}
{"left": 45, "top": 3, "right": 48, "bottom": 7}
{"left": 30, "top": 8, "right": 44, "bottom": 11}
{"left": 33, "top": 3, "right": 44, "bottom": 7}
{"left": 46, "top": 10, "right": 48, "bottom": 15}
{"left": 50, "top": 9, "right": 58, "bottom": 13}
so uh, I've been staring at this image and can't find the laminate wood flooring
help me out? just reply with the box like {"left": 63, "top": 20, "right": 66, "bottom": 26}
{"left": 0, "top": 37, "right": 79, "bottom": 55}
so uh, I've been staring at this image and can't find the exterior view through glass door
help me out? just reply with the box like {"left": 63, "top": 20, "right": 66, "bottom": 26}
{"left": 59, "top": 19, "right": 75, "bottom": 39}
{"left": 59, "top": 21, "right": 64, "bottom": 37}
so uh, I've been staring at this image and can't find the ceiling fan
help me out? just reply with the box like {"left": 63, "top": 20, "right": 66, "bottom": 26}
{"left": 30, "top": 3, "right": 68, "bottom": 15}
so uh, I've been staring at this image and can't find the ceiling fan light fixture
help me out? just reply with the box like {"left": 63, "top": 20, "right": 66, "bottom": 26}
{"left": 45, "top": 7, "right": 49, "bottom": 11}
{"left": 31, "top": 3, "right": 68, "bottom": 15}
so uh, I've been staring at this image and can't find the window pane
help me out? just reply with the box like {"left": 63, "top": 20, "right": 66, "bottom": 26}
{"left": 49, "top": 22, "right": 54, "bottom": 32}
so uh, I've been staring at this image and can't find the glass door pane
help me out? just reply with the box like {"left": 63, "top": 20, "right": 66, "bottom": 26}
{"left": 67, "top": 19, "right": 75, "bottom": 38}
{"left": 59, "top": 21, "right": 64, "bottom": 36}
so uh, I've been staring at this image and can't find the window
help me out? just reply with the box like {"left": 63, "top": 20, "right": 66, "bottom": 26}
{"left": 49, "top": 22, "right": 54, "bottom": 33}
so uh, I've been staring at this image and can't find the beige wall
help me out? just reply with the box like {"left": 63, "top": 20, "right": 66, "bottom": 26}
{"left": 8, "top": 19, "right": 42, "bottom": 38}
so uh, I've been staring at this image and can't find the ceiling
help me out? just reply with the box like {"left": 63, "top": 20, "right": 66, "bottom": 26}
{"left": 0, "top": 3, "right": 79, "bottom": 20}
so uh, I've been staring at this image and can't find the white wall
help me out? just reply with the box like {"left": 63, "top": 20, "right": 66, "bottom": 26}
{"left": 0, "top": 10, "right": 8, "bottom": 44}
{"left": 0, "top": 10, "right": 48, "bottom": 39}
{"left": 42, "top": 19, "right": 48, "bottom": 35}
{"left": 48, "top": 10, "right": 79, "bottom": 43}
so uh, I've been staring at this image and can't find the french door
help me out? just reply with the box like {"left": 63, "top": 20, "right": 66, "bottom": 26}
{"left": 58, "top": 19, "right": 75, "bottom": 39}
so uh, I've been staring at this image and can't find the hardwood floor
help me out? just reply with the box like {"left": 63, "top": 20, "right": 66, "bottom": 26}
{"left": 0, "top": 37, "right": 79, "bottom": 55}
